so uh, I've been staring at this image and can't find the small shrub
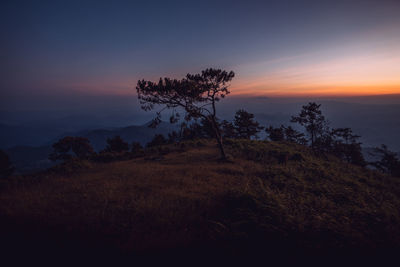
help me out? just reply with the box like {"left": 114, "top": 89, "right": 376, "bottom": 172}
{"left": 131, "top": 142, "right": 145, "bottom": 157}
{"left": 147, "top": 134, "right": 167, "bottom": 148}
{"left": 49, "top": 136, "right": 94, "bottom": 162}
{"left": 104, "top": 136, "right": 129, "bottom": 153}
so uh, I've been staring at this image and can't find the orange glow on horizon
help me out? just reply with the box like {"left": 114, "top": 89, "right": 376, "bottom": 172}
{"left": 50, "top": 47, "right": 400, "bottom": 99}
{"left": 229, "top": 46, "right": 400, "bottom": 97}
{"left": 230, "top": 85, "right": 400, "bottom": 98}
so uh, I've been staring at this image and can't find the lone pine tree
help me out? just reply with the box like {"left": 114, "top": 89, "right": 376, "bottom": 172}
{"left": 136, "top": 68, "right": 235, "bottom": 159}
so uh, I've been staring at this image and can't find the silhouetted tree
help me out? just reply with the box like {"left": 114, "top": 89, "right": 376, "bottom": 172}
{"left": 147, "top": 134, "right": 167, "bottom": 148}
{"left": 0, "top": 150, "right": 14, "bottom": 178}
{"left": 200, "top": 117, "right": 219, "bottom": 139}
{"left": 331, "top": 128, "right": 360, "bottom": 145}
{"left": 370, "top": 144, "right": 400, "bottom": 177}
{"left": 49, "top": 136, "right": 94, "bottom": 162}
{"left": 283, "top": 126, "right": 307, "bottom": 145}
{"left": 266, "top": 125, "right": 307, "bottom": 144}
{"left": 330, "top": 128, "right": 365, "bottom": 166}
{"left": 104, "top": 136, "right": 130, "bottom": 153}
{"left": 131, "top": 142, "right": 144, "bottom": 155}
{"left": 265, "top": 126, "right": 285, "bottom": 141}
{"left": 291, "top": 102, "right": 328, "bottom": 149}
{"left": 136, "top": 68, "right": 235, "bottom": 159}
{"left": 346, "top": 143, "right": 366, "bottom": 166}
{"left": 221, "top": 120, "right": 236, "bottom": 138}
{"left": 233, "top": 109, "right": 263, "bottom": 139}
{"left": 314, "top": 133, "right": 334, "bottom": 153}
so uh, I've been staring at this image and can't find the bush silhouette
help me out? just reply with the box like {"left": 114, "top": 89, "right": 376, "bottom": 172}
{"left": 131, "top": 142, "right": 144, "bottom": 156}
{"left": 265, "top": 125, "right": 307, "bottom": 145}
{"left": 167, "top": 121, "right": 217, "bottom": 143}
{"left": 49, "top": 136, "right": 94, "bottom": 162}
{"left": 330, "top": 128, "right": 365, "bottom": 166}
{"left": 93, "top": 136, "right": 132, "bottom": 163}
{"left": 147, "top": 134, "right": 167, "bottom": 148}
{"left": 265, "top": 126, "right": 285, "bottom": 142}
{"left": 221, "top": 120, "right": 236, "bottom": 139}
{"left": 370, "top": 144, "right": 400, "bottom": 177}
{"left": 283, "top": 126, "right": 307, "bottom": 145}
{"left": 104, "top": 136, "right": 130, "bottom": 153}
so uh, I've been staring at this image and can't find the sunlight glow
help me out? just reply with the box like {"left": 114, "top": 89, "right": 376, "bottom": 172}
{"left": 231, "top": 30, "right": 400, "bottom": 97}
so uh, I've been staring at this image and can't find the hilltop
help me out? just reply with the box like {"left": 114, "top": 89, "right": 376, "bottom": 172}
{"left": 1, "top": 140, "right": 400, "bottom": 263}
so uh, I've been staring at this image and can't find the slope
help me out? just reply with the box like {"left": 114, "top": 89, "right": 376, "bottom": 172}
{"left": 1, "top": 140, "right": 399, "bottom": 262}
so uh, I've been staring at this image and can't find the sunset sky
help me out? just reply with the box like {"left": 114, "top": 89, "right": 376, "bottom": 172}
{"left": 1, "top": 0, "right": 400, "bottom": 110}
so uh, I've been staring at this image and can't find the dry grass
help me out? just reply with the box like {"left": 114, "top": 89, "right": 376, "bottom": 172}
{"left": 1, "top": 139, "right": 400, "bottom": 261}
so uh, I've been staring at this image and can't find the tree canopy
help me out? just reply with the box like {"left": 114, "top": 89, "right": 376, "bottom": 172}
{"left": 233, "top": 109, "right": 263, "bottom": 139}
{"left": 291, "top": 102, "right": 328, "bottom": 149}
{"left": 104, "top": 136, "right": 130, "bottom": 153}
{"left": 371, "top": 145, "right": 400, "bottom": 177}
{"left": 265, "top": 125, "right": 306, "bottom": 145}
{"left": 136, "top": 68, "right": 235, "bottom": 159}
{"left": 49, "top": 136, "right": 94, "bottom": 162}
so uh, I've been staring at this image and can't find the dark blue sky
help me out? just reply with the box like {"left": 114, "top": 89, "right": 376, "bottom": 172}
{"left": 1, "top": 0, "right": 400, "bottom": 113}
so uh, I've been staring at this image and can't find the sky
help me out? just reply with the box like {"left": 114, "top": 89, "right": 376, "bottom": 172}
{"left": 1, "top": 0, "right": 400, "bottom": 113}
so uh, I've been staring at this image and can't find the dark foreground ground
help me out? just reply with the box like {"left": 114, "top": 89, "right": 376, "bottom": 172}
{"left": 1, "top": 140, "right": 400, "bottom": 265}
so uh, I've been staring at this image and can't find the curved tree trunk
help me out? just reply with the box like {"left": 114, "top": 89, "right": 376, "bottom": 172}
{"left": 209, "top": 116, "right": 226, "bottom": 160}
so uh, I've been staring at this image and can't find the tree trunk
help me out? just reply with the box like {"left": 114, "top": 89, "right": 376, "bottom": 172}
{"left": 216, "top": 132, "right": 226, "bottom": 160}
{"left": 311, "top": 131, "right": 315, "bottom": 149}
{"left": 209, "top": 116, "right": 226, "bottom": 160}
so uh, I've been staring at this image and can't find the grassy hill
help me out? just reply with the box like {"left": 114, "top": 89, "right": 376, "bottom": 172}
{"left": 1, "top": 139, "right": 400, "bottom": 263}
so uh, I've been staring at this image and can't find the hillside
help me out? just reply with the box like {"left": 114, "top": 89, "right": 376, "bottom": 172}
{"left": 1, "top": 140, "right": 400, "bottom": 263}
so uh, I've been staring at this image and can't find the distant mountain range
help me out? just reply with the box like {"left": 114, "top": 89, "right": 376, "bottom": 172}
{"left": 0, "top": 113, "right": 140, "bottom": 149}
{"left": 2, "top": 99, "right": 400, "bottom": 173}
{"left": 5, "top": 121, "right": 177, "bottom": 174}
{"left": 55, "top": 120, "right": 178, "bottom": 151}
